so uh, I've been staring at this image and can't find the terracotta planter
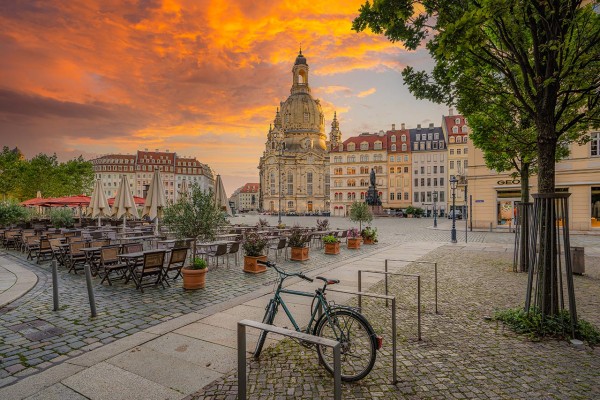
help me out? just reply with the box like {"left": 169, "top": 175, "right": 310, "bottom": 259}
{"left": 363, "top": 238, "right": 375, "bottom": 245}
{"left": 182, "top": 267, "right": 207, "bottom": 290}
{"left": 244, "top": 255, "right": 267, "bottom": 274}
{"left": 347, "top": 238, "right": 361, "bottom": 249}
{"left": 290, "top": 246, "right": 309, "bottom": 261}
{"left": 324, "top": 242, "right": 340, "bottom": 255}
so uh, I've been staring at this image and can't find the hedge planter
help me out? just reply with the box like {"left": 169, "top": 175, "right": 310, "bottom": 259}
{"left": 244, "top": 255, "right": 268, "bottom": 274}
{"left": 290, "top": 246, "right": 309, "bottom": 261}
{"left": 347, "top": 238, "right": 361, "bottom": 249}
{"left": 324, "top": 242, "right": 340, "bottom": 255}
{"left": 182, "top": 267, "right": 207, "bottom": 290}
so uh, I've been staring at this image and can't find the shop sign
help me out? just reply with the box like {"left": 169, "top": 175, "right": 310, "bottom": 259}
{"left": 497, "top": 179, "right": 521, "bottom": 185}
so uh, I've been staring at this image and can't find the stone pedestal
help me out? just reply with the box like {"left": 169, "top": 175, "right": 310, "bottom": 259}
{"left": 370, "top": 205, "right": 384, "bottom": 215}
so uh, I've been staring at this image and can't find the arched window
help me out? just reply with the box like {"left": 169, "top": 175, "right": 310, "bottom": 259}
{"left": 402, "top": 144, "right": 407, "bottom": 151}
{"left": 360, "top": 142, "right": 369, "bottom": 150}
{"left": 455, "top": 118, "right": 461, "bottom": 124}
{"left": 347, "top": 192, "right": 352, "bottom": 200}
{"left": 456, "top": 136, "right": 462, "bottom": 143}
{"left": 461, "top": 125, "right": 468, "bottom": 133}
{"left": 374, "top": 141, "right": 382, "bottom": 150}
{"left": 391, "top": 144, "right": 397, "bottom": 151}
{"left": 391, "top": 135, "right": 397, "bottom": 142}
{"left": 390, "top": 167, "right": 395, "bottom": 173}
{"left": 347, "top": 143, "right": 355, "bottom": 151}
{"left": 452, "top": 126, "right": 458, "bottom": 133}
{"left": 401, "top": 135, "right": 406, "bottom": 142}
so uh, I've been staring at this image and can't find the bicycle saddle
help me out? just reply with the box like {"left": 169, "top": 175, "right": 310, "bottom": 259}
{"left": 316, "top": 276, "right": 339, "bottom": 285}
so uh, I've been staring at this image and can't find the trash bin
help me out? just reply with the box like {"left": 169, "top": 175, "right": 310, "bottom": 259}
{"left": 571, "top": 247, "right": 585, "bottom": 275}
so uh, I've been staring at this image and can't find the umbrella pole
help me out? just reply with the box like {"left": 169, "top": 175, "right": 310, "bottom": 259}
{"left": 154, "top": 218, "right": 159, "bottom": 236}
{"left": 123, "top": 214, "right": 126, "bottom": 234}
{"left": 97, "top": 215, "right": 101, "bottom": 227}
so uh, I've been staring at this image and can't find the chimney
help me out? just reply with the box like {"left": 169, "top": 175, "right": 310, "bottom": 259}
{"left": 392, "top": 124, "right": 396, "bottom": 130}
{"left": 449, "top": 107, "right": 454, "bottom": 116}
{"left": 429, "top": 123, "right": 434, "bottom": 128}
{"left": 401, "top": 123, "right": 405, "bottom": 130}
{"left": 417, "top": 124, "right": 421, "bottom": 129}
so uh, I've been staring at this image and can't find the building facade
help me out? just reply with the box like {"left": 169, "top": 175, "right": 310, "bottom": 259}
{"left": 468, "top": 130, "right": 600, "bottom": 231}
{"left": 238, "top": 183, "right": 260, "bottom": 212}
{"left": 91, "top": 150, "right": 213, "bottom": 202}
{"left": 330, "top": 132, "right": 388, "bottom": 216}
{"left": 442, "top": 112, "right": 470, "bottom": 215}
{"left": 258, "top": 50, "right": 338, "bottom": 214}
{"left": 386, "top": 124, "right": 412, "bottom": 210}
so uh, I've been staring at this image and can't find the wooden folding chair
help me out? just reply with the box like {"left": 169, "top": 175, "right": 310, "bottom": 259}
{"left": 131, "top": 250, "right": 166, "bottom": 292}
{"left": 162, "top": 247, "right": 188, "bottom": 285}
{"left": 98, "top": 245, "right": 128, "bottom": 286}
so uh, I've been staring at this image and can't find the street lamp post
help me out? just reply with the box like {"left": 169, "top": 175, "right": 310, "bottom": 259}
{"left": 450, "top": 175, "right": 458, "bottom": 243}
{"left": 433, "top": 191, "right": 438, "bottom": 228}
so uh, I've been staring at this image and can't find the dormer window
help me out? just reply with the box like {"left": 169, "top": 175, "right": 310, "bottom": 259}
{"left": 462, "top": 125, "right": 468, "bottom": 133}
{"left": 360, "top": 142, "right": 368, "bottom": 150}
{"left": 455, "top": 118, "right": 460, "bottom": 124}
{"left": 452, "top": 126, "right": 458, "bottom": 133}
{"left": 374, "top": 141, "right": 382, "bottom": 150}
{"left": 347, "top": 143, "right": 355, "bottom": 151}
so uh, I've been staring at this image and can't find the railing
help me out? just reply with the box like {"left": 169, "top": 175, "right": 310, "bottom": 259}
{"left": 237, "top": 320, "right": 341, "bottom": 400}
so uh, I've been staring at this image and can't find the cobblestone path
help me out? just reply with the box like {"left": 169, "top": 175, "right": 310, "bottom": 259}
{"left": 190, "top": 245, "right": 600, "bottom": 400}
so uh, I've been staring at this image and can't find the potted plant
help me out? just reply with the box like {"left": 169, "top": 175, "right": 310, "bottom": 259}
{"left": 242, "top": 232, "right": 268, "bottom": 273}
{"left": 288, "top": 225, "right": 309, "bottom": 261}
{"left": 347, "top": 227, "right": 361, "bottom": 249}
{"left": 162, "top": 184, "right": 228, "bottom": 289}
{"left": 349, "top": 201, "right": 373, "bottom": 231}
{"left": 361, "top": 226, "right": 378, "bottom": 245}
{"left": 322, "top": 234, "right": 340, "bottom": 255}
{"left": 182, "top": 257, "right": 207, "bottom": 289}
{"left": 316, "top": 218, "right": 330, "bottom": 231}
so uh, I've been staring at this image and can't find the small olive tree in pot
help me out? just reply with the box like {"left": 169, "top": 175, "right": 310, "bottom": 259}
{"left": 162, "top": 184, "right": 227, "bottom": 289}
{"left": 349, "top": 201, "right": 373, "bottom": 231}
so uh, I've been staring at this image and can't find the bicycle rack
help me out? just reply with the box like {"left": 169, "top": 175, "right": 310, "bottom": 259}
{"left": 358, "top": 269, "right": 423, "bottom": 341}
{"left": 383, "top": 259, "right": 439, "bottom": 314}
{"left": 327, "top": 288, "right": 398, "bottom": 385}
{"left": 237, "top": 319, "right": 342, "bottom": 400}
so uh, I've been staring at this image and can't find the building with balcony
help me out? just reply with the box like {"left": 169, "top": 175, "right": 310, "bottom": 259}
{"left": 442, "top": 111, "right": 470, "bottom": 216}
{"left": 386, "top": 124, "right": 412, "bottom": 210}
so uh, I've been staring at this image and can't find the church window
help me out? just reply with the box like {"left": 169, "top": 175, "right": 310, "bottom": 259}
{"left": 288, "top": 201, "right": 294, "bottom": 209}
{"left": 325, "top": 173, "right": 330, "bottom": 196}
{"left": 272, "top": 142, "right": 275, "bottom": 149}
{"left": 374, "top": 141, "right": 382, "bottom": 150}
{"left": 287, "top": 172, "right": 293, "bottom": 195}
{"left": 391, "top": 144, "right": 397, "bottom": 151}
{"left": 304, "top": 112, "right": 309, "bottom": 122}
{"left": 270, "top": 172, "right": 275, "bottom": 195}
{"left": 391, "top": 135, "right": 396, "bottom": 142}
{"left": 307, "top": 172, "right": 313, "bottom": 195}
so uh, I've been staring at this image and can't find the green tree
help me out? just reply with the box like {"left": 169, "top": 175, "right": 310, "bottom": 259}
{"left": 162, "top": 184, "right": 228, "bottom": 257}
{"left": 0, "top": 147, "right": 24, "bottom": 201}
{"left": 353, "top": 0, "right": 600, "bottom": 317}
{"left": 57, "top": 156, "right": 95, "bottom": 196}
{"left": 349, "top": 201, "right": 373, "bottom": 231}
{"left": 0, "top": 201, "right": 28, "bottom": 227}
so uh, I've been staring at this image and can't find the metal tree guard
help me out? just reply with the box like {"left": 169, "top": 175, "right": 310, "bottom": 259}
{"left": 525, "top": 193, "right": 577, "bottom": 338}
{"left": 513, "top": 202, "right": 534, "bottom": 273}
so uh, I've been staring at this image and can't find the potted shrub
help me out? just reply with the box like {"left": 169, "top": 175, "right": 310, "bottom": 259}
{"left": 288, "top": 225, "right": 309, "bottom": 261}
{"left": 162, "top": 184, "right": 228, "bottom": 287}
{"left": 182, "top": 257, "right": 208, "bottom": 290}
{"left": 361, "top": 226, "right": 378, "bottom": 245}
{"left": 322, "top": 234, "right": 340, "bottom": 255}
{"left": 347, "top": 228, "right": 361, "bottom": 249}
{"left": 242, "top": 232, "right": 268, "bottom": 273}
{"left": 349, "top": 201, "right": 373, "bottom": 231}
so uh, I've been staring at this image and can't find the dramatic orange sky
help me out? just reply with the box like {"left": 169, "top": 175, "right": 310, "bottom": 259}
{"left": 0, "top": 0, "right": 447, "bottom": 194}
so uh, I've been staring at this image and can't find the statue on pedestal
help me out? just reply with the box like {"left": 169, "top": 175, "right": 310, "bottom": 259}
{"left": 366, "top": 168, "right": 381, "bottom": 206}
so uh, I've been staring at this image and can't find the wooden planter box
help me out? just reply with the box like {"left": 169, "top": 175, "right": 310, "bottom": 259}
{"left": 182, "top": 267, "right": 207, "bottom": 290}
{"left": 290, "top": 246, "right": 309, "bottom": 261}
{"left": 363, "top": 238, "right": 375, "bottom": 245}
{"left": 244, "top": 255, "right": 268, "bottom": 274}
{"left": 324, "top": 242, "right": 340, "bottom": 255}
{"left": 347, "top": 238, "right": 361, "bottom": 249}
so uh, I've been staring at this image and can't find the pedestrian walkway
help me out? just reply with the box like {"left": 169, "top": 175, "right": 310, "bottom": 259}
{"left": 0, "top": 252, "right": 37, "bottom": 308}
{"left": 0, "top": 241, "right": 444, "bottom": 399}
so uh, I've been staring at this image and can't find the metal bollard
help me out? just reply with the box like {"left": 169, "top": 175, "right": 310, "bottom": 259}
{"left": 83, "top": 264, "right": 97, "bottom": 317}
{"left": 52, "top": 260, "right": 59, "bottom": 311}
{"left": 489, "top": 222, "right": 493, "bottom": 232}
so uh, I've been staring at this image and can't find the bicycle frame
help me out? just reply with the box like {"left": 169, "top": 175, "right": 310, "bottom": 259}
{"left": 271, "top": 279, "right": 330, "bottom": 334}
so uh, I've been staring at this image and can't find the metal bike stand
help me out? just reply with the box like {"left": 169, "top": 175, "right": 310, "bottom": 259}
{"left": 384, "top": 259, "right": 439, "bottom": 314}
{"left": 358, "top": 269, "right": 422, "bottom": 341}
{"left": 237, "top": 320, "right": 341, "bottom": 400}
{"left": 327, "top": 288, "right": 398, "bottom": 385}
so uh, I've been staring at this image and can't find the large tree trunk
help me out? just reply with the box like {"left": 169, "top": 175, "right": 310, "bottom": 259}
{"left": 536, "top": 127, "right": 559, "bottom": 315}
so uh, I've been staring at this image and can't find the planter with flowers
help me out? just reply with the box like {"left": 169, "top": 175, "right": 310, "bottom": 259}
{"left": 322, "top": 234, "right": 340, "bottom": 255}
{"left": 361, "top": 226, "right": 378, "bottom": 245}
{"left": 289, "top": 225, "right": 310, "bottom": 261}
{"left": 242, "top": 232, "right": 268, "bottom": 273}
{"left": 347, "top": 228, "right": 361, "bottom": 249}
{"left": 182, "top": 257, "right": 208, "bottom": 290}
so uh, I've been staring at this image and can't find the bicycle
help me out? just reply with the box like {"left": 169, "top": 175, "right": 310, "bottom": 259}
{"left": 253, "top": 260, "right": 382, "bottom": 382}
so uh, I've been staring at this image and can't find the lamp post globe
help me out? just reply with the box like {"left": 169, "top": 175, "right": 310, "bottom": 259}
{"left": 433, "top": 191, "right": 438, "bottom": 228}
{"left": 450, "top": 175, "right": 457, "bottom": 243}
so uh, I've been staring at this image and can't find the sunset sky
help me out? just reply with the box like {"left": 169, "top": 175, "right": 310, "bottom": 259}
{"left": 0, "top": 0, "right": 448, "bottom": 194}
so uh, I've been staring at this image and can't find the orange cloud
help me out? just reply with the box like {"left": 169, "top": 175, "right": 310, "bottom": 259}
{"left": 356, "top": 88, "right": 377, "bottom": 98}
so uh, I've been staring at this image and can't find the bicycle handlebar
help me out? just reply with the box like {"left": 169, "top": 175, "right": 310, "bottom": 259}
{"left": 257, "top": 260, "right": 313, "bottom": 282}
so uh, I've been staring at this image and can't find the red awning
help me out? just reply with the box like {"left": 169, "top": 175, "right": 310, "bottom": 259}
{"left": 108, "top": 196, "right": 145, "bottom": 206}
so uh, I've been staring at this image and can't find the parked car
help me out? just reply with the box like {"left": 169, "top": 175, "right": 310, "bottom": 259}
{"left": 447, "top": 210, "right": 463, "bottom": 220}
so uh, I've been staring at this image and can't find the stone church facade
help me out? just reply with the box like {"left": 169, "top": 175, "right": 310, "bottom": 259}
{"left": 258, "top": 50, "right": 341, "bottom": 214}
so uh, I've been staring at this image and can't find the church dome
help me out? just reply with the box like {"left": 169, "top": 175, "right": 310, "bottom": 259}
{"left": 295, "top": 50, "right": 307, "bottom": 65}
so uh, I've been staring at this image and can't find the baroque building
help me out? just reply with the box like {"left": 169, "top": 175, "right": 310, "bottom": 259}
{"left": 258, "top": 50, "right": 340, "bottom": 214}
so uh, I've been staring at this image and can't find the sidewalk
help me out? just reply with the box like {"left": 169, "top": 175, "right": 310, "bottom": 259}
{"left": 0, "top": 241, "right": 445, "bottom": 400}
{"left": 0, "top": 252, "right": 37, "bottom": 308}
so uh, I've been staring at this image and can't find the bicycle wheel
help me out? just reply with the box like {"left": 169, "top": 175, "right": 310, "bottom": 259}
{"left": 314, "top": 308, "right": 377, "bottom": 382}
{"left": 253, "top": 300, "right": 276, "bottom": 358}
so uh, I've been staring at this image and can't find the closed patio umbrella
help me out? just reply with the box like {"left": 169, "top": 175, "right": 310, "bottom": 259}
{"left": 112, "top": 175, "right": 137, "bottom": 233}
{"left": 214, "top": 174, "right": 232, "bottom": 216}
{"left": 143, "top": 169, "right": 167, "bottom": 235}
{"left": 89, "top": 180, "right": 111, "bottom": 227}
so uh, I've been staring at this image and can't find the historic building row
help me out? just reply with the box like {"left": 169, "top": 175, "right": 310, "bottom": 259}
{"left": 91, "top": 149, "right": 213, "bottom": 202}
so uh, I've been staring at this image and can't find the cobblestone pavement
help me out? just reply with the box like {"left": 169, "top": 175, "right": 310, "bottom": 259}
{"left": 190, "top": 245, "right": 600, "bottom": 400}
{"left": 1, "top": 216, "right": 599, "bottom": 393}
